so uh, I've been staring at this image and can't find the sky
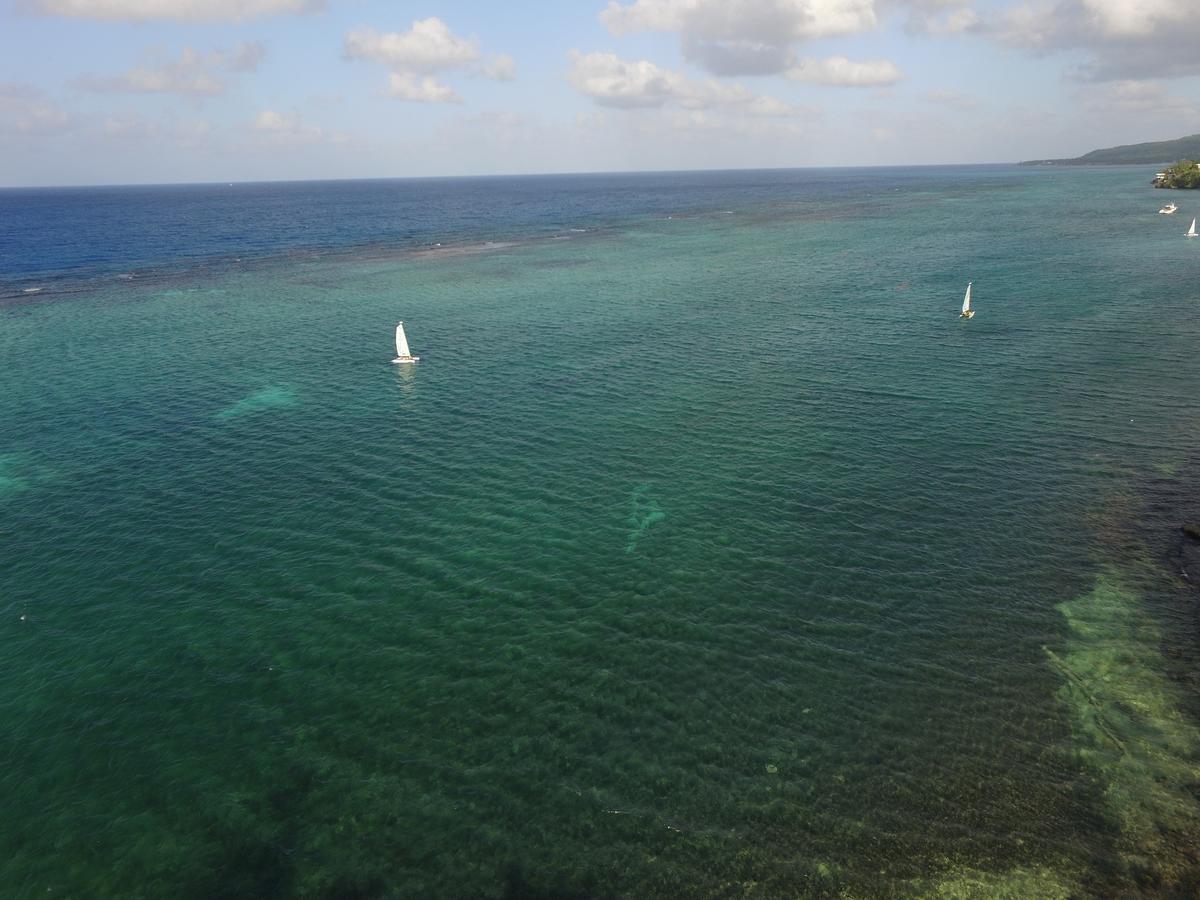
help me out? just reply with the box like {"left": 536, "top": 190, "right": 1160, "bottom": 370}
{"left": 1, "top": 0, "right": 1198, "bottom": 186}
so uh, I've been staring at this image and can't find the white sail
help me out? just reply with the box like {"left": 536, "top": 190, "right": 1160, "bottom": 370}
{"left": 1188, "top": 218, "right": 1198, "bottom": 237}
{"left": 961, "top": 281, "right": 972, "bottom": 314}
{"left": 395, "top": 322, "right": 411, "bottom": 357}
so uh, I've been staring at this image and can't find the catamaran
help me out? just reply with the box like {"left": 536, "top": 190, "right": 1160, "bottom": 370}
{"left": 960, "top": 281, "right": 974, "bottom": 319}
{"left": 1187, "top": 218, "right": 1198, "bottom": 238}
{"left": 392, "top": 321, "right": 420, "bottom": 363}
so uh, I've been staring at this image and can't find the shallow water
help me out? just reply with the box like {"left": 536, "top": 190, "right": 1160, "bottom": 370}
{"left": 2, "top": 167, "right": 1199, "bottom": 897}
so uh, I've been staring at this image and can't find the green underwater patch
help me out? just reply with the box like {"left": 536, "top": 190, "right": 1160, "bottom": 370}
{"left": 215, "top": 386, "right": 299, "bottom": 421}
{"left": 924, "top": 864, "right": 1076, "bottom": 899}
{"left": 625, "top": 484, "right": 665, "bottom": 553}
{"left": 1048, "top": 570, "right": 1200, "bottom": 889}
{"left": 0, "top": 453, "right": 55, "bottom": 500}
{"left": 0, "top": 456, "right": 28, "bottom": 498}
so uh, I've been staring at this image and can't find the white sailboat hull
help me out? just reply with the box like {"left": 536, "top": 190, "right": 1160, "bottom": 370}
{"left": 392, "top": 355, "right": 420, "bottom": 363}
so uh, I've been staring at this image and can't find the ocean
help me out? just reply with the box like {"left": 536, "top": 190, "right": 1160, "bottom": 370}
{"left": 2, "top": 166, "right": 1199, "bottom": 897}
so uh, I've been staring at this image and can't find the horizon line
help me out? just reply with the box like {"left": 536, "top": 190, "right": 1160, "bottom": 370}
{"left": 0, "top": 160, "right": 1047, "bottom": 191}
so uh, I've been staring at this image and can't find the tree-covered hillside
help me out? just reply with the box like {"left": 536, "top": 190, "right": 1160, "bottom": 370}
{"left": 1022, "top": 134, "right": 1200, "bottom": 166}
{"left": 1153, "top": 160, "right": 1200, "bottom": 188}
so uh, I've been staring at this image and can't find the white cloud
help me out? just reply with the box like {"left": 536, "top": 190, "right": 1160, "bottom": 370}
{"left": 228, "top": 42, "right": 268, "bottom": 72}
{"left": 1079, "top": 0, "right": 1183, "bottom": 38}
{"left": 993, "top": 0, "right": 1200, "bottom": 79}
{"left": 567, "top": 50, "right": 801, "bottom": 116}
{"left": 344, "top": 18, "right": 514, "bottom": 102}
{"left": 785, "top": 56, "right": 902, "bottom": 86}
{"left": 1078, "top": 80, "right": 1198, "bottom": 116}
{"left": 31, "top": 0, "right": 319, "bottom": 21}
{"left": 386, "top": 73, "right": 461, "bottom": 103}
{"left": 568, "top": 51, "right": 684, "bottom": 108}
{"left": 899, "top": 0, "right": 980, "bottom": 35}
{"left": 483, "top": 54, "right": 517, "bottom": 81}
{"left": 73, "top": 43, "right": 265, "bottom": 97}
{"left": 918, "top": 7, "right": 980, "bottom": 34}
{"left": 344, "top": 19, "right": 479, "bottom": 73}
{"left": 254, "top": 110, "right": 291, "bottom": 131}
{"left": 600, "top": 0, "right": 879, "bottom": 75}
{"left": 253, "top": 109, "right": 344, "bottom": 143}
{"left": 940, "top": 8, "right": 980, "bottom": 33}
{"left": 0, "top": 83, "right": 72, "bottom": 135}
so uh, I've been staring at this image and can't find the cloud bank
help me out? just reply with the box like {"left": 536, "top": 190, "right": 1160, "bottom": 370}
{"left": 994, "top": 0, "right": 1200, "bottom": 80}
{"left": 601, "top": 0, "right": 882, "bottom": 76}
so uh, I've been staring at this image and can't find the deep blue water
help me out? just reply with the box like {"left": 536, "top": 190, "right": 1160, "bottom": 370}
{"left": 1, "top": 166, "right": 1013, "bottom": 291}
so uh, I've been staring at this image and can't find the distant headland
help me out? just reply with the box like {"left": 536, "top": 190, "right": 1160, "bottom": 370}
{"left": 1021, "top": 133, "right": 1200, "bottom": 167}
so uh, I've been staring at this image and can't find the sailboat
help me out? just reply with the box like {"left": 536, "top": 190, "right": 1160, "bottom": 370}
{"left": 1187, "top": 217, "right": 1198, "bottom": 238}
{"left": 392, "top": 321, "right": 420, "bottom": 363}
{"left": 959, "top": 281, "right": 975, "bottom": 319}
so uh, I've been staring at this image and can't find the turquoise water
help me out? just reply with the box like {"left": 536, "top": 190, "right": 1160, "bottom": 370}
{"left": 3, "top": 167, "right": 1200, "bottom": 897}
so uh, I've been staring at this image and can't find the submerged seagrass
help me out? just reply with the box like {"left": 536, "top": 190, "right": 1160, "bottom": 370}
{"left": 2, "top": 167, "right": 1200, "bottom": 896}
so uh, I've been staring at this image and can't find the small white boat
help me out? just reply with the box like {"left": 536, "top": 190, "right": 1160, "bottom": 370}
{"left": 1159, "top": 202, "right": 1178, "bottom": 214}
{"left": 960, "top": 281, "right": 975, "bottom": 319}
{"left": 1187, "top": 217, "right": 1198, "bottom": 238}
{"left": 392, "top": 321, "right": 420, "bottom": 363}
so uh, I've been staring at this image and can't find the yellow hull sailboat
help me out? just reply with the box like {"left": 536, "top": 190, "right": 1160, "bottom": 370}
{"left": 959, "top": 281, "right": 974, "bottom": 319}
